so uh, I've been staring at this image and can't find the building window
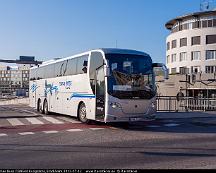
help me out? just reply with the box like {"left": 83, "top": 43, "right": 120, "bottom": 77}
{"left": 191, "top": 51, "right": 201, "bottom": 61}
{"left": 192, "top": 21, "right": 200, "bottom": 29}
{"left": 182, "top": 23, "right": 188, "bottom": 30}
{"left": 171, "top": 68, "right": 177, "bottom": 74}
{"left": 180, "top": 67, "right": 188, "bottom": 75}
{"left": 191, "top": 66, "right": 200, "bottom": 74}
{"left": 180, "top": 52, "right": 187, "bottom": 61}
{"left": 205, "top": 66, "right": 216, "bottom": 73}
{"left": 202, "top": 20, "right": 208, "bottom": 28}
{"left": 172, "top": 40, "right": 177, "bottom": 48}
{"left": 206, "top": 35, "right": 216, "bottom": 44}
{"left": 167, "top": 42, "right": 170, "bottom": 50}
{"left": 180, "top": 38, "right": 187, "bottom": 47}
{"left": 206, "top": 50, "right": 216, "bottom": 60}
{"left": 171, "top": 54, "right": 177, "bottom": 62}
{"left": 191, "top": 36, "right": 200, "bottom": 45}
{"left": 213, "top": 19, "right": 216, "bottom": 27}
{"left": 208, "top": 20, "right": 213, "bottom": 27}
{"left": 167, "top": 55, "right": 170, "bottom": 64}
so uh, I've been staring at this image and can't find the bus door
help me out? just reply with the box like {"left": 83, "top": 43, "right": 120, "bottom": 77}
{"left": 95, "top": 66, "right": 105, "bottom": 120}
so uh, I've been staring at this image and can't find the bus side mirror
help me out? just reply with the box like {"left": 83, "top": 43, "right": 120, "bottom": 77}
{"left": 104, "top": 66, "right": 110, "bottom": 77}
{"left": 152, "top": 63, "right": 169, "bottom": 80}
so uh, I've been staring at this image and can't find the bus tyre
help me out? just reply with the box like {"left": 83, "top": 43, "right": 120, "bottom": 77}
{"left": 38, "top": 99, "right": 44, "bottom": 114}
{"left": 78, "top": 103, "right": 89, "bottom": 124}
{"left": 43, "top": 100, "right": 49, "bottom": 115}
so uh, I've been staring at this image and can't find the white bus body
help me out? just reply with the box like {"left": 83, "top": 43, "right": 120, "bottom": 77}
{"left": 29, "top": 48, "right": 168, "bottom": 123}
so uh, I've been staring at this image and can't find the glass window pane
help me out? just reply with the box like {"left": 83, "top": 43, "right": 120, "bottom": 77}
{"left": 172, "top": 40, "right": 177, "bottom": 48}
{"left": 180, "top": 38, "right": 187, "bottom": 47}
{"left": 44, "top": 64, "right": 55, "bottom": 78}
{"left": 54, "top": 62, "right": 63, "bottom": 77}
{"left": 65, "top": 58, "right": 77, "bottom": 75}
{"left": 191, "top": 36, "right": 200, "bottom": 45}
{"left": 76, "top": 55, "right": 89, "bottom": 74}
{"left": 202, "top": 20, "right": 207, "bottom": 28}
{"left": 206, "top": 35, "right": 216, "bottom": 44}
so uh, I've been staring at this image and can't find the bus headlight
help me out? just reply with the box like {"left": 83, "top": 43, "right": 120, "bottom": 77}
{"left": 110, "top": 102, "right": 121, "bottom": 109}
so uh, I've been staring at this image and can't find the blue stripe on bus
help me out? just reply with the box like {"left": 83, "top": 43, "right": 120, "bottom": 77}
{"left": 70, "top": 93, "right": 96, "bottom": 99}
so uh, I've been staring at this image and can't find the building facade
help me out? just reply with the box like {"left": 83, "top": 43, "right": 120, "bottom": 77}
{"left": 0, "top": 64, "right": 30, "bottom": 96}
{"left": 156, "top": 9, "right": 216, "bottom": 99}
{"left": 166, "top": 10, "right": 216, "bottom": 74}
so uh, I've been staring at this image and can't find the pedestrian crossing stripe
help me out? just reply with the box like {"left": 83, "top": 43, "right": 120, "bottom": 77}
{"left": 7, "top": 118, "right": 24, "bottom": 126}
{"left": 42, "top": 117, "right": 64, "bottom": 124}
{"left": 0, "top": 128, "right": 106, "bottom": 137}
{"left": 43, "top": 131, "right": 59, "bottom": 134}
{"left": 164, "top": 123, "right": 180, "bottom": 127}
{"left": 0, "top": 133, "right": 7, "bottom": 137}
{"left": 3, "top": 116, "right": 79, "bottom": 127}
{"left": 19, "top": 132, "right": 35, "bottom": 135}
{"left": 26, "top": 118, "right": 44, "bottom": 125}
{"left": 66, "top": 129, "right": 83, "bottom": 132}
{"left": 146, "top": 123, "right": 181, "bottom": 128}
{"left": 146, "top": 125, "right": 161, "bottom": 128}
{"left": 89, "top": 128, "right": 105, "bottom": 130}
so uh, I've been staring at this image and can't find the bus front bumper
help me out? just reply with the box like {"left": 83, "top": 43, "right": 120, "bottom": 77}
{"left": 105, "top": 113, "right": 156, "bottom": 123}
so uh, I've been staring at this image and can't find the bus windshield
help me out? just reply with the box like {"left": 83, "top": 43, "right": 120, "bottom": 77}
{"left": 106, "top": 53, "right": 156, "bottom": 99}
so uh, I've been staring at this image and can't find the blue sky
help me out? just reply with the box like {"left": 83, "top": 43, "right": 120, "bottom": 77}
{"left": 0, "top": 0, "right": 214, "bottom": 63}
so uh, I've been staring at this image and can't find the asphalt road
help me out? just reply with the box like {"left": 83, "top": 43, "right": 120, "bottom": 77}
{"left": 1, "top": 105, "right": 216, "bottom": 169}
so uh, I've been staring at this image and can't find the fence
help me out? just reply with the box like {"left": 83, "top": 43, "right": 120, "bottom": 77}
{"left": 157, "top": 96, "right": 216, "bottom": 112}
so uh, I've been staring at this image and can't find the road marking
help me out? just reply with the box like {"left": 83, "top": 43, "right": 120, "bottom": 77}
{"left": 89, "top": 128, "right": 105, "bottom": 130}
{"left": 146, "top": 125, "right": 161, "bottom": 128}
{"left": 11, "top": 108, "right": 39, "bottom": 116}
{"left": 56, "top": 116, "right": 81, "bottom": 123}
{"left": 0, "top": 133, "right": 7, "bottom": 137}
{"left": 26, "top": 118, "right": 44, "bottom": 125}
{"left": 43, "top": 131, "right": 59, "bottom": 134}
{"left": 164, "top": 123, "right": 180, "bottom": 127}
{"left": 66, "top": 129, "right": 83, "bottom": 132}
{"left": 21, "top": 109, "right": 39, "bottom": 116}
{"left": 109, "top": 127, "right": 119, "bottom": 130}
{"left": 19, "top": 132, "right": 35, "bottom": 135}
{"left": 7, "top": 118, "right": 24, "bottom": 126}
{"left": 42, "top": 117, "right": 64, "bottom": 124}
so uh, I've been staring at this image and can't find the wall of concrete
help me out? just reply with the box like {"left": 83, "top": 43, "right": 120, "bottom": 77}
{"left": 0, "top": 98, "right": 29, "bottom": 105}
{"left": 156, "top": 73, "right": 216, "bottom": 97}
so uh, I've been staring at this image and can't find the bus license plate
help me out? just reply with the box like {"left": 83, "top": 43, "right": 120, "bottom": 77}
{"left": 130, "top": 118, "right": 141, "bottom": 121}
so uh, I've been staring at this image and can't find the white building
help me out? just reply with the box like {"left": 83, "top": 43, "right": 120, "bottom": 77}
{"left": 0, "top": 64, "right": 30, "bottom": 96}
{"left": 166, "top": 10, "right": 216, "bottom": 74}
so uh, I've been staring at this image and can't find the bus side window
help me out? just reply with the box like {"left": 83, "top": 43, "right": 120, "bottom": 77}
{"left": 54, "top": 62, "right": 62, "bottom": 77}
{"left": 44, "top": 64, "right": 55, "bottom": 79}
{"left": 65, "top": 58, "right": 77, "bottom": 76}
{"left": 77, "top": 55, "right": 88, "bottom": 74}
{"left": 37, "top": 67, "right": 44, "bottom": 80}
{"left": 30, "top": 69, "right": 36, "bottom": 80}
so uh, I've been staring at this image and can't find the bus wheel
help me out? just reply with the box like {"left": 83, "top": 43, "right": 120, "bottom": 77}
{"left": 38, "top": 99, "right": 44, "bottom": 114}
{"left": 78, "top": 103, "right": 89, "bottom": 124}
{"left": 43, "top": 100, "right": 49, "bottom": 115}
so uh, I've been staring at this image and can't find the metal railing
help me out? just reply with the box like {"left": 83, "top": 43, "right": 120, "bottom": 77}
{"left": 156, "top": 96, "right": 216, "bottom": 112}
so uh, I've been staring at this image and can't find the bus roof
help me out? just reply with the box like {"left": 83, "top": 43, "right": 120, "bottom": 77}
{"left": 100, "top": 48, "right": 150, "bottom": 56}
{"left": 31, "top": 48, "right": 150, "bottom": 69}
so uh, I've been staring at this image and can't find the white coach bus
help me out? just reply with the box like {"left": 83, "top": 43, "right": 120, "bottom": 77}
{"left": 29, "top": 48, "right": 168, "bottom": 123}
